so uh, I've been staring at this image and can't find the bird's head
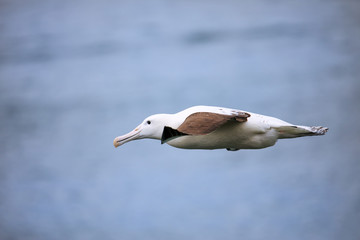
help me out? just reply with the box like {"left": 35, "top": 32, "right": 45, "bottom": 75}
{"left": 113, "top": 114, "right": 172, "bottom": 147}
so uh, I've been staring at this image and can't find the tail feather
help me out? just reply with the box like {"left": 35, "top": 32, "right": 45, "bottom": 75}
{"left": 305, "top": 126, "right": 329, "bottom": 135}
{"left": 275, "top": 125, "right": 329, "bottom": 139}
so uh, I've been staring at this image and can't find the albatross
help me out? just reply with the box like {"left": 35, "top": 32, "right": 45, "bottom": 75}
{"left": 113, "top": 106, "right": 328, "bottom": 151}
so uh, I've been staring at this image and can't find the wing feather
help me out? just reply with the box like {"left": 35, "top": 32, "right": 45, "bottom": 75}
{"left": 176, "top": 111, "right": 250, "bottom": 135}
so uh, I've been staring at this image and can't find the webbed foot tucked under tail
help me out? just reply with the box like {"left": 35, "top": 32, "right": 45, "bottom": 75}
{"left": 305, "top": 126, "right": 329, "bottom": 135}
{"left": 275, "top": 125, "right": 329, "bottom": 139}
{"left": 226, "top": 148, "right": 240, "bottom": 151}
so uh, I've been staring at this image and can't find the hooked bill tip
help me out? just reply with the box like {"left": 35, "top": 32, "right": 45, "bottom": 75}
{"left": 113, "top": 137, "right": 121, "bottom": 148}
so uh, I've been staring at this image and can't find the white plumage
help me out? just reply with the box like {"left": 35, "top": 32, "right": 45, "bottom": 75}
{"left": 113, "top": 106, "right": 328, "bottom": 151}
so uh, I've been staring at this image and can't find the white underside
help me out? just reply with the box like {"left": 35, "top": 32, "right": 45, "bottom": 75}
{"left": 167, "top": 124, "right": 279, "bottom": 150}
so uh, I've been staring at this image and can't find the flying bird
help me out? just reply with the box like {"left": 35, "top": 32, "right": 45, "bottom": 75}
{"left": 113, "top": 106, "right": 328, "bottom": 151}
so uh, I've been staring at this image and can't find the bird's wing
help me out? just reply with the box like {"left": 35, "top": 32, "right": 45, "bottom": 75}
{"left": 176, "top": 111, "right": 250, "bottom": 135}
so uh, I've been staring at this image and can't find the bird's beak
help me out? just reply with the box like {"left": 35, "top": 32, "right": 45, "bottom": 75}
{"left": 113, "top": 126, "right": 142, "bottom": 148}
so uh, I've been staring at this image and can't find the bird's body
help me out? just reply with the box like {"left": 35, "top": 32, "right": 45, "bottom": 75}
{"left": 113, "top": 106, "right": 328, "bottom": 151}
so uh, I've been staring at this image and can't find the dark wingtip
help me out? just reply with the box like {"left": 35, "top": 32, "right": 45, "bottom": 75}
{"left": 161, "top": 126, "right": 188, "bottom": 144}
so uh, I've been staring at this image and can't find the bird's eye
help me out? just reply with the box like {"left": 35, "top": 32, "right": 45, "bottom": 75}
{"left": 147, "top": 120, "right": 151, "bottom": 125}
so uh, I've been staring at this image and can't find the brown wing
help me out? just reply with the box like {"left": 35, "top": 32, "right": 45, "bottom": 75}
{"left": 177, "top": 111, "right": 250, "bottom": 135}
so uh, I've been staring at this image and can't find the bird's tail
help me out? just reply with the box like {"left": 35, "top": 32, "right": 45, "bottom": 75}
{"left": 275, "top": 125, "right": 329, "bottom": 139}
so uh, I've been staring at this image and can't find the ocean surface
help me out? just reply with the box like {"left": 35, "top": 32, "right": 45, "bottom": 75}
{"left": 1, "top": 0, "right": 359, "bottom": 239}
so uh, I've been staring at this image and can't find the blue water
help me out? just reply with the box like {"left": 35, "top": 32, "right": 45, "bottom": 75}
{"left": 1, "top": 0, "right": 360, "bottom": 239}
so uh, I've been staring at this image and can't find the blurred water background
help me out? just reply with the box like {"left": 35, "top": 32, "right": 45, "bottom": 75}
{"left": 1, "top": 0, "right": 360, "bottom": 239}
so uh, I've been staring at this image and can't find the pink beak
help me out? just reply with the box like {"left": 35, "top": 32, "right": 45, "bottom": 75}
{"left": 113, "top": 126, "right": 141, "bottom": 148}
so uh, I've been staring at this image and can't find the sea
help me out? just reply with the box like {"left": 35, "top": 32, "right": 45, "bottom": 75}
{"left": 0, "top": 0, "right": 359, "bottom": 239}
